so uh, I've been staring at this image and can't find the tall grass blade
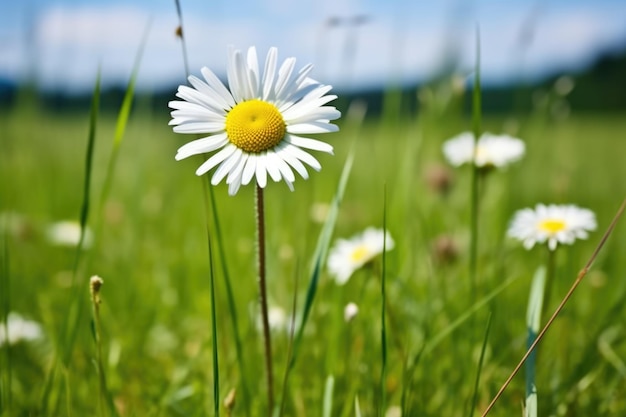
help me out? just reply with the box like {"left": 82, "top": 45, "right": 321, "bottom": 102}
{"left": 89, "top": 277, "right": 119, "bottom": 417}
{"left": 0, "top": 232, "right": 11, "bottom": 414}
{"left": 290, "top": 145, "right": 355, "bottom": 367}
{"left": 98, "top": 24, "right": 150, "bottom": 228}
{"left": 322, "top": 375, "right": 335, "bottom": 417}
{"left": 40, "top": 68, "right": 101, "bottom": 415}
{"left": 524, "top": 267, "right": 546, "bottom": 417}
{"left": 469, "top": 26, "right": 482, "bottom": 302}
{"left": 423, "top": 276, "right": 518, "bottom": 356}
{"left": 354, "top": 395, "right": 362, "bottom": 417}
{"left": 378, "top": 187, "right": 388, "bottom": 417}
{"left": 469, "top": 312, "right": 492, "bottom": 417}
{"left": 206, "top": 228, "right": 220, "bottom": 417}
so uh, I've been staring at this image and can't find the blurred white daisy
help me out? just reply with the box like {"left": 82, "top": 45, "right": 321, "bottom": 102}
{"left": 327, "top": 227, "right": 395, "bottom": 285}
{"left": 0, "top": 312, "right": 43, "bottom": 346}
{"left": 256, "top": 305, "right": 288, "bottom": 333}
{"left": 46, "top": 220, "right": 93, "bottom": 248}
{"left": 344, "top": 302, "right": 359, "bottom": 322}
{"left": 169, "top": 46, "right": 341, "bottom": 195}
{"left": 442, "top": 132, "right": 525, "bottom": 168}
{"left": 507, "top": 204, "right": 597, "bottom": 251}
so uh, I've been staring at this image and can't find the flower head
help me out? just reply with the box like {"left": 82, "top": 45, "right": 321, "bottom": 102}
{"left": 442, "top": 132, "right": 525, "bottom": 168}
{"left": 327, "top": 227, "right": 395, "bottom": 285}
{"left": 507, "top": 204, "right": 597, "bottom": 251}
{"left": 46, "top": 220, "right": 93, "bottom": 248}
{"left": 169, "top": 46, "right": 341, "bottom": 195}
{"left": 0, "top": 312, "right": 43, "bottom": 346}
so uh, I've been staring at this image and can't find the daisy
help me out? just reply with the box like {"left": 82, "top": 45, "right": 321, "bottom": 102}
{"left": 327, "top": 227, "right": 395, "bottom": 285}
{"left": 442, "top": 132, "right": 525, "bottom": 168}
{"left": 0, "top": 312, "right": 43, "bottom": 346}
{"left": 507, "top": 204, "right": 597, "bottom": 251}
{"left": 169, "top": 46, "right": 341, "bottom": 195}
{"left": 46, "top": 220, "right": 93, "bottom": 248}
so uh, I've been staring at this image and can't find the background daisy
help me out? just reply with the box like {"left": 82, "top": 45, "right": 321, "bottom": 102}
{"left": 169, "top": 46, "right": 341, "bottom": 195}
{"left": 327, "top": 227, "right": 395, "bottom": 285}
{"left": 443, "top": 132, "right": 525, "bottom": 168}
{"left": 507, "top": 203, "right": 597, "bottom": 250}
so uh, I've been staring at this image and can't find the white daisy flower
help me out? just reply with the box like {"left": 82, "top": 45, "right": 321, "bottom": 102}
{"left": 327, "top": 227, "right": 395, "bottom": 285}
{"left": 344, "top": 302, "right": 359, "bottom": 322}
{"left": 46, "top": 220, "right": 93, "bottom": 248}
{"left": 169, "top": 46, "right": 341, "bottom": 195}
{"left": 507, "top": 204, "right": 597, "bottom": 251}
{"left": 0, "top": 312, "right": 43, "bottom": 346}
{"left": 442, "top": 132, "right": 525, "bottom": 168}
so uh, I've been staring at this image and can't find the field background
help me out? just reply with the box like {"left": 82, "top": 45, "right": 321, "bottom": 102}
{"left": 2, "top": 78, "right": 626, "bottom": 417}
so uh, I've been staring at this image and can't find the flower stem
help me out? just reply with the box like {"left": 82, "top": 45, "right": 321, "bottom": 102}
{"left": 256, "top": 185, "right": 274, "bottom": 414}
{"left": 542, "top": 248, "right": 557, "bottom": 323}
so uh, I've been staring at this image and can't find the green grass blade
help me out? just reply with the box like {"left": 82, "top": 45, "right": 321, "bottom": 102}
{"left": 469, "top": 312, "right": 492, "bottom": 417}
{"left": 322, "top": 375, "right": 335, "bottom": 417}
{"left": 97, "top": 24, "right": 149, "bottom": 238}
{"left": 0, "top": 231, "right": 11, "bottom": 413}
{"left": 378, "top": 187, "right": 388, "bottom": 417}
{"left": 469, "top": 26, "right": 482, "bottom": 303}
{"left": 39, "top": 69, "right": 101, "bottom": 415}
{"left": 423, "top": 276, "right": 519, "bottom": 356}
{"left": 354, "top": 395, "right": 362, "bottom": 417}
{"left": 290, "top": 145, "right": 355, "bottom": 367}
{"left": 201, "top": 178, "right": 251, "bottom": 417}
{"left": 525, "top": 266, "right": 546, "bottom": 417}
{"left": 207, "top": 227, "right": 220, "bottom": 417}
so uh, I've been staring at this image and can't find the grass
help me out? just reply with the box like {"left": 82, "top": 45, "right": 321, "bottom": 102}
{"left": 1, "top": 86, "right": 626, "bottom": 416}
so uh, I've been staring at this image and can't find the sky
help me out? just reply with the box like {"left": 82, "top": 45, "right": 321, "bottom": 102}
{"left": 1, "top": 0, "right": 626, "bottom": 93}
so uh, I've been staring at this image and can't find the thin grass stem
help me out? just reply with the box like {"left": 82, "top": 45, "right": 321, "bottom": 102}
{"left": 469, "top": 27, "right": 482, "bottom": 303}
{"left": 378, "top": 186, "right": 388, "bottom": 417}
{"left": 480, "top": 197, "right": 626, "bottom": 416}
{"left": 469, "top": 312, "right": 492, "bottom": 417}
{"left": 206, "top": 229, "right": 220, "bottom": 417}
{"left": 0, "top": 232, "right": 11, "bottom": 413}
{"left": 256, "top": 185, "right": 274, "bottom": 414}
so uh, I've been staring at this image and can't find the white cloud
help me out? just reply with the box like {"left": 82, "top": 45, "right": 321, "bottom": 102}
{"left": 6, "top": 1, "right": 625, "bottom": 92}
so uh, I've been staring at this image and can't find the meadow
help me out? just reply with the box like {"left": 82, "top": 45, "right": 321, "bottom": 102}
{"left": 1, "top": 78, "right": 626, "bottom": 417}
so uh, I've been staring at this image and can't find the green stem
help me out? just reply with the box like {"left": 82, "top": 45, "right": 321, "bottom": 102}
{"left": 256, "top": 185, "right": 274, "bottom": 414}
{"left": 542, "top": 248, "right": 557, "bottom": 324}
{"left": 469, "top": 28, "right": 482, "bottom": 304}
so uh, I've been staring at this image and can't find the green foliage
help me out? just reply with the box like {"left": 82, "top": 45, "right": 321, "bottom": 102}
{"left": 1, "top": 90, "right": 626, "bottom": 417}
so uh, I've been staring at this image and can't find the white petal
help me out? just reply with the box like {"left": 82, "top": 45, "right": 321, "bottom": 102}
{"left": 227, "top": 153, "right": 248, "bottom": 185}
{"left": 287, "top": 121, "right": 339, "bottom": 135}
{"left": 262, "top": 48, "right": 278, "bottom": 101}
{"left": 175, "top": 133, "right": 228, "bottom": 160}
{"left": 173, "top": 122, "right": 225, "bottom": 134}
{"left": 227, "top": 47, "right": 246, "bottom": 103}
{"left": 242, "top": 154, "right": 257, "bottom": 185}
{"left": 273, "top": 153, "right": 295, "bottom": 183}
{"left": 195, "top": 144, "right": 237, "bottom": 176}
{"left": 200, "top": 67, "right": 236, "bottom": 108}
{"left": 285, "top": 134, "right": 333, "bottom": 153}
{"left": 255, "top": 154, "right": 267, "bottom": 188}
{"left": 284, "top": 107, "right": 341, "bottom": 125}
{"left": 188, "top": 75, "right": 232, "bottom": 112}
{"left": 246, "top": 46, "right": 260, "bottom": 98}
{"left": 282, "top": 144, "right": 322, "bottom": 171}
{"left": 275, "top": 145, "right": 309, "bottom": 179}
{"left": 264, "top": 152, "right": 282, "bottom": 182}
{"left": 211, "top": 148, "right": 243, "bottom": 185}
{"left": 274, "top": 57, "right": 296, "bottom": 99}
{"left": 175, "top": 86, "right": 227, "bottom": 115}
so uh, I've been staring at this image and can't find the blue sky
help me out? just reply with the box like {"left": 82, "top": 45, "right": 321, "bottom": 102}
{"left": 2, "top": 0, "right": 626, "bottom": 92}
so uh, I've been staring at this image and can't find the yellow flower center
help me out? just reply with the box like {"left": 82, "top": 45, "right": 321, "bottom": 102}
{"left": 539, "top": 219, "right": 566, "bottom": 234}
{"left": 350, "top": 245, "right": 370, "bottom": 263}
{"left": 225, "top": 99, "right": 286, "bottom": 153}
